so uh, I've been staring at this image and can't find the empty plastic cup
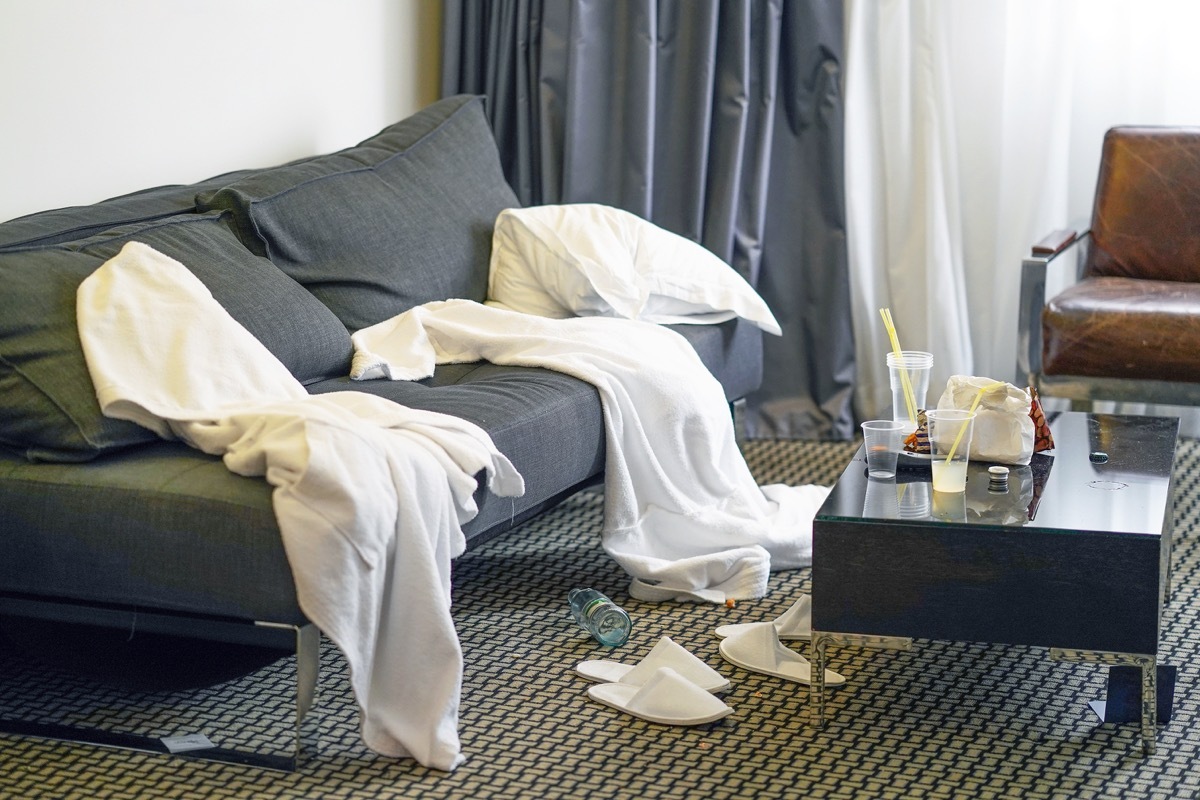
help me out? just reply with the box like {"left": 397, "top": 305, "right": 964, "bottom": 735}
{"left": 886, "top": 351, "right": 933, "bottom": 434}
{"left": 861, "top": 419, "right": 906, "bottom": 479}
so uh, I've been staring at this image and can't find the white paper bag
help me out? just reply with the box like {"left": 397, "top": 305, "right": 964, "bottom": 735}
{"left": 936, "top": 376, "right": 1034, "bottom": 465}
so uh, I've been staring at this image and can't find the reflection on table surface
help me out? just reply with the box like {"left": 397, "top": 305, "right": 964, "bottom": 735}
{"left": 861, "top": 452, "right": 1052, "bottom": 525}
{"left": 824, "top": 413, "right": 1178, "bottom": 536}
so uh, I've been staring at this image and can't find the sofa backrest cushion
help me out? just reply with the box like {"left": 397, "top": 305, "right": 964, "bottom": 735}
{"left": 75, "top": 212, "right": 355, "bottom": 384}
{"left": 0, "top": 211, "right": 353, "bottom": 462}
{"left": 0, "top": 169, "right": 258, "bottom": 251}
{"left": 198, "top": 94, "right": 519, "bottom": 332}
{"left": 0, "top": 246, "right": 158, "bottom": 461}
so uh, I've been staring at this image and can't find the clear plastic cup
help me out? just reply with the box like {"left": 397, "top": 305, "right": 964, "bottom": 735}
{"left": 861, "top": 419, "right": 905, "bottom": 479}
{"left": 886, "top": 351, "right": 933, "bottom": 434}
{"left": 927, "top": 408, "right": 976, "bottom": 493}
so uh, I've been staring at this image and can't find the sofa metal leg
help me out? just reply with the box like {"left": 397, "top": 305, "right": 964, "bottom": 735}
{"left": 0, "top": 610, "right": 321, "bottom": 773}
{"left": 271, "top": 620, "right": 321, "bottom": 770}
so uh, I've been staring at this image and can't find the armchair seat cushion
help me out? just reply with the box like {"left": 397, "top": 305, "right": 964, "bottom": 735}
{"left": 1042, "top": 276, "right": 1200, "bottom": 382}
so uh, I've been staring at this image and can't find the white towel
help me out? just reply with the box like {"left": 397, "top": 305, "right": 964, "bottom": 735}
{"left": 353, "top": 299, "right": 830, "bottom": 603}
{"left": 77, "top": 242, "right": 523, "bottom": 771}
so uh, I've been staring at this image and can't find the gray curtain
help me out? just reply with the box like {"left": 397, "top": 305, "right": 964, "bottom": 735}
{"left": 442, "top": 0, "right": 854, "bottom": 440}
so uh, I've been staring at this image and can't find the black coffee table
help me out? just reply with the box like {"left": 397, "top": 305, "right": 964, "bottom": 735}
{"left": 810, "top": 411, "right": 1179, "bottom": 754}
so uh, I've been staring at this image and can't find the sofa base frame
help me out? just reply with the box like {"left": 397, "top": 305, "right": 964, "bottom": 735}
{"left": 0, "top": 596, "right": 319, "bottom": 772}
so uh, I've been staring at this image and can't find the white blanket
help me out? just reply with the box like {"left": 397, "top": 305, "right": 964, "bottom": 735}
{"left": 352, "top": 299, "right": 829, "bottom": 603}
{"left": 76, "top": 242, "right": 524, "bottom": 771}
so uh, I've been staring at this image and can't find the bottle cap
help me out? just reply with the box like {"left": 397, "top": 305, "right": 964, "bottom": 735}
{"left": 987, "top": 465, "right": 1009, "bottom": 493}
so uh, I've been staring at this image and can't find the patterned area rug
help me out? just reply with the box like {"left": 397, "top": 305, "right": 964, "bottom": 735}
{"left": 1, "top": 438, "right": 1197, "bottom": 800}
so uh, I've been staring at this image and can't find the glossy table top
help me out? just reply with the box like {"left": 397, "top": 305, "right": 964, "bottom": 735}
{"left": 818, "top": 411, "right": 1179, "bottom": 539}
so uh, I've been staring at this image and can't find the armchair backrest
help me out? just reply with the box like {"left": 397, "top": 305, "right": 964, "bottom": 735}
{"left": 1086, "top": 126, "right": 1200, "bottom": 282}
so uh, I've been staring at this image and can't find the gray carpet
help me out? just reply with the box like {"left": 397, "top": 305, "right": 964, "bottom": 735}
{"left": 1, "top": 438, "right": 1197, "bottom": 800}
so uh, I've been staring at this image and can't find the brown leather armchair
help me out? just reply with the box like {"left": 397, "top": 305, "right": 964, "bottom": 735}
{"left": 1018, "top": 126, "right": 1200, "bottom": 408}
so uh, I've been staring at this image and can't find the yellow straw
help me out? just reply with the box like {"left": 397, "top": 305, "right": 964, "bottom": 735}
{"left": 884, "top": 309, "right": 918, "bottom": 421}
{"left": 879, "top": 308, "right": 917, "bottom": 424}
{"left": 944, "top": 381, "right": 1006, "bottom": 463}
{"left": 880, "top": 308, "right": 915, "bottom": 421}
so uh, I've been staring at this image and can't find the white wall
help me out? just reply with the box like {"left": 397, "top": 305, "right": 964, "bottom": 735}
{"left": 0, "top": 0, "right": 442, "bottom": 223}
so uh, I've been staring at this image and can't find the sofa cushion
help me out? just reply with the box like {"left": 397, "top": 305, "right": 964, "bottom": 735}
{"left": 199, "top": 95, "right": 520, "bottom": 332}
{"left": 0, "top": 315, "right": 763, "bottom": 618}
{"left": 74, "top": 212, "right": 354, "bottom": 385}
{"left": 0, "top": 212, "right": 353, "bottom": 462}
{"left": 307, "top": 316, "right": 760, "bottom": 535}
{"left": 306, "top": 364, "right": 607, "bottom": 538}
{"left": 0, "top": 246, "right": 159, "bottom": 461}
{"left": 0, "top": 442, "right": 303, "bottom": 623}
{"left": 0, "top": 169, "right": 258, "bottom": 251}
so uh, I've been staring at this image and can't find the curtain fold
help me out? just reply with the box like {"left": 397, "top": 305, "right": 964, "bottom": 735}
{"left": 443, "top": 0, "right": 854, "bottom": 440}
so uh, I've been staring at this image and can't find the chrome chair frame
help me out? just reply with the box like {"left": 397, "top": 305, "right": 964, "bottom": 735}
{"left": 1017, "top": 227, "right": 1200, "bottom": 409}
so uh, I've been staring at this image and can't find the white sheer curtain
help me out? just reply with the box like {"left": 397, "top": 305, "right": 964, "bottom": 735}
{"left": 846, "top": 0, "right": 1200, "bottom": 423}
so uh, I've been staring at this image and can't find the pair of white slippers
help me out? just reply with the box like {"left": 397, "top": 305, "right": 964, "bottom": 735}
{"left": 574, "top": 595, "right": 844, "bottom": 726}
{"left": 715, "top": 594, "right": 844, "bottom": 688}
{"left": 577, "top": 636, "right": 734, "bottom": 725}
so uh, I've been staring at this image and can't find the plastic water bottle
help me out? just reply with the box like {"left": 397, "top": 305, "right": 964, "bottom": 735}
{"left": 568, "top": 588, "right": 632, "bottom": 647}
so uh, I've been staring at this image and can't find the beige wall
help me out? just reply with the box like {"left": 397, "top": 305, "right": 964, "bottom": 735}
{"left": 0, "top": 0, "right": 442, "bottom": 223}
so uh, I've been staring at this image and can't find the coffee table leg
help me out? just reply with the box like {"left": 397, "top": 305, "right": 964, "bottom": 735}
{"left": 810, "top": 631, "right": 829, "bottom": 729}
{"left": 1141, "top": 656, "right": 1158, "bottom": 756}
{"left": 1049, "top": 648, "right": 1158, "bottom": 755}
{"left": 809, "top": 632, "right": 910, "bottom": 729}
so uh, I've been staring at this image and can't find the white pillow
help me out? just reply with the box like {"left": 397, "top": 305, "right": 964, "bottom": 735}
{"left": 487, "top": 204, "right": 781, "bottom": 335}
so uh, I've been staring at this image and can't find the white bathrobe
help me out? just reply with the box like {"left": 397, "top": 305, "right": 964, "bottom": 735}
{"left": 76, "top": 242, "right": 524, "bottom": 771}
{"left": 352, "top": 299, "right": 830, "bottom": 604}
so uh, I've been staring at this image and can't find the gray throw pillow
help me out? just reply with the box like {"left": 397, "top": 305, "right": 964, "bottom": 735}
{"left": 75, "top": 212, "right": 354, "bottom": 385}
{"left": 0, "top": 212, "right": 353, "bottom": 462}
{"left": 0, "top": 245, "right": 159, "bottom": 461}
{"left": 198, "top": 94, "right": 520, "bottom": 331}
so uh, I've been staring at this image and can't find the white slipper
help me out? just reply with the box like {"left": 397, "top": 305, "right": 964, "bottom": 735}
{"left": 715, "top": 594, "right": 812, "bottom": 641}
{"left": 718, "top": 621, "right": 845, "bottom": 687}
{"left": 575, "top": 635, "right": 731, "bottom": 693}
{"left": 587, "top": 667, "right": 734, "bottom": 726}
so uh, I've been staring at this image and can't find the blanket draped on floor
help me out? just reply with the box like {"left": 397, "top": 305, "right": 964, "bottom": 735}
{"left": 351, "top": 299, "right": 830, "bottom": 603}
{"left": 76, "top": 242, "right": 524, "bottom": 772}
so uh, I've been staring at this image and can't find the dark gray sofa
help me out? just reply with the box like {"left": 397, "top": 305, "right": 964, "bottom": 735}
{"left": 0, "top": 95, "right": 762, "bottom": 766}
